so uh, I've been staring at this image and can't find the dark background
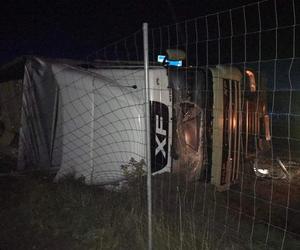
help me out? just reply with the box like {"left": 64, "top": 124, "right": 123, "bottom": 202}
{"left": 0, "top": 0, "right": 274, "bottom": 65}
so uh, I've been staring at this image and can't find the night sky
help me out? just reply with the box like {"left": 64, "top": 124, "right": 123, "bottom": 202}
{"left": 0, "top": 0, "right": 290, "bottom": 65}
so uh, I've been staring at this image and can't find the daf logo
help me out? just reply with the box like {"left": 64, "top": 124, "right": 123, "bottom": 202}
{"left": 155, "top": 115, "right": 166, "bottom": 158}
{"left": 150, "top": 101, "right": 169, "bottom": 173}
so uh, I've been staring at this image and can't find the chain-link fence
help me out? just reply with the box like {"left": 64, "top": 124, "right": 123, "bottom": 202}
{"left": 0, "top": 0, "right": 300, "bottom": 249}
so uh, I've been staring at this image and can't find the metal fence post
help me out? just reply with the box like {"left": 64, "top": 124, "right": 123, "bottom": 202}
{"left": 143, "top": 22, "right": 152, "bottom": 250}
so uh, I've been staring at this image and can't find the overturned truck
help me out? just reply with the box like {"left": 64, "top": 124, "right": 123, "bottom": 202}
{"left": 0, "top": 56, "right": 271, "bottom": 190}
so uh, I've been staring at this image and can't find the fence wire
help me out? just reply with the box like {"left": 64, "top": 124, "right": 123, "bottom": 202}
{"left": 0, "top": 0, "right": 299, "bottom": 249}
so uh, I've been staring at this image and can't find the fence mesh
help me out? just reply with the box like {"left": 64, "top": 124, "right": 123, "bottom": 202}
{"left": 0, "top": 0, "right": 300, "bottom": 249}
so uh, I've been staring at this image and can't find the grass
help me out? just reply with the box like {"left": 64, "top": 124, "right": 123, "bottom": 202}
{"left": 0, "top": 174, "right": 148, "bottom": 250}
{"left": 0, "top": 171, "right": 300, "bottom": 250}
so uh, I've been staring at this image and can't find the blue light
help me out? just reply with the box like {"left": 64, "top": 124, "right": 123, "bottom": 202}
{"left": 157, "top": 55, "right": 182, "bottom": 67}
{"left": 157, "top": 55, "right": 166, "bottom": 63}
{"left": 168, "top": 60, "right": 182, "bottom": 67}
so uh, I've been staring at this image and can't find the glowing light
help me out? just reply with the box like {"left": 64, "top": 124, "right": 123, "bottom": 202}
{"left": 232, "top": 116, "right": 237, "bottom": 129}
{"left": 246, "top": 70, "right": 256, "bottom": 92}
{"left": 157, "top": 55, "right": 182, "bottom": 67}
{"left": 257, "top": 168, "right": 269, "bottom": 175}
{"left": 253, "top": 165, "right": 270, "bottom": 176}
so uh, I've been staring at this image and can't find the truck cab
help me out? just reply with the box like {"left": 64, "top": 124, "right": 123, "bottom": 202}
{"left": 163, "top": 65, "right": 270, "bottom": 191}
